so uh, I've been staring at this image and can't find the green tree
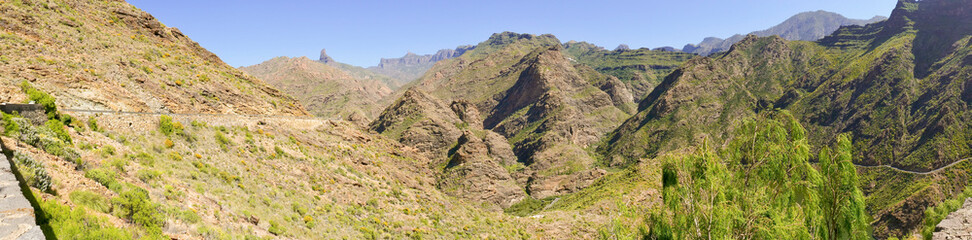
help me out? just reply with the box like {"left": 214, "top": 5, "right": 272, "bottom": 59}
{"left": 646, "top": 110, "right": 869, "bottom": 239}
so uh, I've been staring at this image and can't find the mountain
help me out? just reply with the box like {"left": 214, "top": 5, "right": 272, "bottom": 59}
{"left": 366, "top": 46, "right": 475, "bottom": 87}
{"left": 682, "top": 10, "right": 887, "bottom": 56}
{"left": 0, "top": 2, "right": 627, "bottom": 239}
{"left": 602, "top": 0, "right": 972, "bottom": 237}
{"left": 240, "top": 56, "right": 392, "bottom": 120}
{"left": 371, "top": 32, "right": 640, "bottom": 208}
{"left": 0, "top": 0, "right": 307, "bottom": 116}
{"left": 564, "top": 41, "right": 696, "bottom": 99}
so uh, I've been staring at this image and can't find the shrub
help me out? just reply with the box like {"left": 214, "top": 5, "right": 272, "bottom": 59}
{"left": 164, "top": 138, "right": 174, "bottom": 148}
{"left": 45, "top": 119, "right": 72, "bottom": 144}
{"left": 1, "top": 112, "right": 18, "bottom": 136}
{"left": 20, "top": 80, "right": 58, "bottom": 118}
{"left": 268, "top": 220, "right": 284, "bottom": 235}
{"left": 69, "top": 190, "right": 111, "bottom": 213}
{"left": 85, "top": 168, "right": 120, "bottom": 192}
{"left": 11, "top": 152, "right": 52, "bottom": 193}
{"left": 112, "top": 187, "right": 163, "bottom": 233}
{"left": 87, "top": 116, "right": 100, "bottom": 132}
{"left": 158, "top": 115, "right": 183, "bottom": 136}
{"left": 215, "top": 131, "right": 231, "bottom": 150}
{"left": 136, "top": 169, "right": 162, "bottom": 184}
{"left": 37, "top": 197, "right": 133, "bottom": 239}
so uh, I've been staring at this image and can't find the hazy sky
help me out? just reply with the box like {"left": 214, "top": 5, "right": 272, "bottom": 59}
{"left": 127, "top": 0, "right": 896, "bottom": 68}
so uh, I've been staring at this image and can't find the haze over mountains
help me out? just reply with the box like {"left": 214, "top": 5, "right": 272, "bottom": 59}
{"left": 2, "top": 0, "right": 971, "bottom": 239}
{"left": 682, "top": 10, "right": 887, "bottom": 55}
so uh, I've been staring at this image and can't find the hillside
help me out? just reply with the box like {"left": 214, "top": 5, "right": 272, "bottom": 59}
{"left": 682, "top": 10, "right": 887, "bottom": 56}
{"left": 0, "top": 1, "right": 624, "bottom": 239}
{"left": 564, "top": 41, "right": 696, "bottom": 99}
{"left": 366, "top": 46, "right": 474, "bottom": 87}
{"left": 371, "top": 32, "right": 638, "bottom": 208}
{"left": 602, "top": 0, "right": 972, "bottom": 237}
{"left": 0, "top": 0, "right": 307, "bottom": 116}
{"left": 241, "top": 56, "right": 392, "bottom": 120}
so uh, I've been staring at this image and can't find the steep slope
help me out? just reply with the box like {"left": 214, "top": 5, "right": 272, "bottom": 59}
{"left": 366, "top": 46, "right": 474, "bottom": 87}
{"left": 240, "top": 56, "right": 392, "bottom": 120}
{"left": 603, "top": 0, "right": 972, "bottom": 237}
{"left": 0, "top": 0, "right": 306, "bottom": 116}
{"left": 0, "top": 1, "right": 625, "bottom": 239}
{"left": 564, "top": 41, "right": 696, "bottom": 99}
{"left": 682, "top": 10, "right": 887, "bottom": 56}
{"left": 372, "top": 32, "right": 635, "bottom": 207}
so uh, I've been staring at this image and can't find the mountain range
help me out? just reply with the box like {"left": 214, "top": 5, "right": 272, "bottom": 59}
{"left": 1, "top": 0, "right": 971, "bottom": 239}
{"left": 682, "top": 10, "right": 887, "bottom": 56}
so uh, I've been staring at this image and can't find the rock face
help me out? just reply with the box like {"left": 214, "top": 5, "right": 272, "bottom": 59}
{"left": 366, "top": 46, "right": 475, "bottom": 86}
{"left": 0, "top": 152, "right": 44, "bottom": 239}
{"left": 934, "top": 198, "right": 972, "bottom": 240}
{"left": 372, "top": 32, "right": 634, "bottom": 206}
{"left": 682, "top": 10, "right": 887, "bottom": 56}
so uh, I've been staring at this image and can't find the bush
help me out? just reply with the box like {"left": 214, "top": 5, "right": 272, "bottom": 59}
{"left": 37, "top": 197, "right": 133, "bottom": 240}
{"left": 85, "top": 168, "right": 120, "bottom": 192}
{"left": 268, "top": 220, "right": 284, "bottom": 235}
{"left": 112, "top": 187, "right": 164, "bottom": 233}
{"left": 69, "top": 190, "right": 111, "bottom": 213}
{"left": 136, "top": 169, "right": 162, "bottom": 184}
{"left": 164, "top": 138, "right": 174, "bottom": 148}
{"left": 20, "top": 80, "right": 58, "bottom": 118}
{"left": 11, "top": 152, "right": 52, "bottom": 193}
{"left": 87, "top": 116, "right": 100, "bottom": 132}
{"left": 45, "top": 119, "right": 72, "bottom": 144}
{"left": 1, "top": 112, "right": 18, "bottom": 136}
{"left": 158, "top": 115, "right": 183, "bottom": 136}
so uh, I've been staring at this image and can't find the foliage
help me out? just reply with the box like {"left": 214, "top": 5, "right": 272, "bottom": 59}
{"left": 646, "top": 111, "right": 869, "bottom": 239}
{"left": 85, "top": 167, "right": 121, "bottom": 191}
{"left": 158, "top": 115, "right": 183, "bottom": 136}
{"left": 112, "top": 187, "right": 164, "bottom": 234}
{"left": 37, "top": 196, "right": 134, "bottom": 240}
{"left": 922, "top": 186, "right": 972, "bottom": 239}
{"left": 70, "top": 190, "right": 111, "bottom": 213}
{"left": 11, "top": 152, "right": 52, "bottom": 193}
{"left": 1, "top": 112, "right": 18, "bottom": 136}
{"left": 20, "top": 80, "right": 58, "bottom": 119}
{"left": 87, "top": 116, "right": 100, "bottom": 132}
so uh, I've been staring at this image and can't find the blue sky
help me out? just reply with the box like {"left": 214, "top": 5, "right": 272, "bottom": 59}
{"left": 128, "top": 0, "right": 896, "bottom": 68}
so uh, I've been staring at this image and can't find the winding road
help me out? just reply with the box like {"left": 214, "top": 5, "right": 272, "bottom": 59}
{"left": 60, "top": 108, "right": 325, "bottom": 120}
{"left": 855, "top": 157, "right": 972, "bottom": 175}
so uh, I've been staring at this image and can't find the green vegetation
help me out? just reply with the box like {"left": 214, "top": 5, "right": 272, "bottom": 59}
{"left": 70, "top": 190, "right": 111, "bottom": 213}
{"left": 646, "top": 111, "right": 869, "bottom": 239}
{"left": 504, "top": 197, "right": 553, "bottom": 217}
{"left": 20, "top": 80, "right": 58, "bottom": 119}
{"left": 11, "top": 152, "right": 52, "bottom": 193}
{"left": 112, "top": 187, "right": 164, "bottom": 234}
{"left": 37, "top": 196, "right": 134, "bottom": 240}
{"left": 922, "top": 186, "right": 972, "bottom": 239}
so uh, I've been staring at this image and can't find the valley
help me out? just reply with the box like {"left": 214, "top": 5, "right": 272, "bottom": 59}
{"left": 1, "top": 0, "right": 971, "bottom": 239}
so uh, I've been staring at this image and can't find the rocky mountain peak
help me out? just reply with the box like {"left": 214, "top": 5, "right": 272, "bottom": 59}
{"left": 319, "top": 48, "right": 335, "bottom": 64}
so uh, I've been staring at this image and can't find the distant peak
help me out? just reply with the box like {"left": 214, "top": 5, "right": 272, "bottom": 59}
{"left": 319, "top": 48, "right": 335, "bottom": 64}
{"left": 614, "top": 44, "right": 630, "bottom": 51}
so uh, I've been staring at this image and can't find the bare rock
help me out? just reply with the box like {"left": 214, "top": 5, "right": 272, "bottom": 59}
{"left": 933, "top": 198, "right": 972, "bottom": 240}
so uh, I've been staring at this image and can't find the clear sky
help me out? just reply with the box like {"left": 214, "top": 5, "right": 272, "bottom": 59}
{"left": 127, "top": 0, "right": 896, "bottom": 68}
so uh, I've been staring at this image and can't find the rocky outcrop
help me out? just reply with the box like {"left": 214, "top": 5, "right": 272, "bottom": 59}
{"left": 440, "top": 131, "right": 525, "bottom": 209}
{"left": 933, "top": 198, "right": 972, "bottom": 240}
{"left": 318, "top": 48, "right": 335, "bottom": 65}
{"left": 0, "top": 151, "right": 44, "bottom": 239}
{"left": 373, "top": 33, "right": 633, "bottom": 207}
